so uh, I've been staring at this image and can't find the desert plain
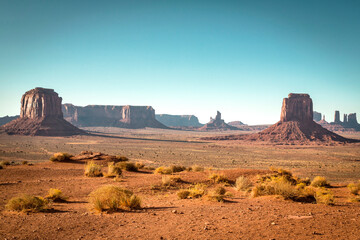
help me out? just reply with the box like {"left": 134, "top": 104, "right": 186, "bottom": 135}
{"left": 0, "top": 128, "right": 359, "bottom": 240}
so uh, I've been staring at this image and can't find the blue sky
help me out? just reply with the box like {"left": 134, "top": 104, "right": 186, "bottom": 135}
{"left": 1, "top": 0, "right": 359, "bottom": 124}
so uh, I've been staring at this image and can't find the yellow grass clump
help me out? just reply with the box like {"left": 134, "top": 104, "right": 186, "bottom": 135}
{"left": 50, "top": 152, "right": 72, "bottom": 162}
{"left": 116, "top": 162, "right": 138, "bottom": 172}
{"left": 45, "top": 188, "right": 68, "bottom": 202}
{"left": 154, "top": 166, "right": 172, "bottom": 175}
{"left": 235, "top": 176, "right": 253, "bottom": 191}
{"left": 209, "top": 173, "right": 229, "bottom": 183}
{"left": 6, "top": 195, "right": 49, "bottom": 212}
{"left": 89, "top": 185, "right": 141, "bottom": 212}
{"left": 84, "top": 161, "right": 103, "bottom": 177}
{"left": 106, "top": 162, "right": 122, "bottom": 177}
{"left": 311, "top": 176, "right": 330, "bottom": 188}
{"left": 347, "top": 181, "right": 360, "bottom": 195}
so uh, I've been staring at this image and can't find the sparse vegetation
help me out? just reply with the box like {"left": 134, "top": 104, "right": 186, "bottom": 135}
{"left": 6, "top": 195, "right": 49, "bottom": 212}
{"left": 0, "top": 160, "right": 11, "bottom": 166}
{"left": 45, "top": 188, "right": 68, "bottom": 202}
{"left": 50, "top": 152, "right": 72, "bottom": 162}
{"left": 106, "top": 162, "right": 122, "bottom": 177}
{"left": 22, "top": 161, "right": 29, "bottom": 165}
{"left": 170, "top": 165, "right": 186, "bottom": 173}
{"left": 191, "top": 165, "right": 204, "bottom": 172}
{"left": 314, "top": 188, "right": 334, "bottom": 205}
{"left": 135, "top": 162, "right": 145, "bottom": 169}
{"left": 207, "top": 186, "right": 228, "bottom": 202}
{"left": 177, "top": 189, "right": 190, "bottom": 199}
{"left": 347, "top": 181, "right": 360, "bottom": 195}
{"left": 116, "top": 162, "right": 138, "bottom": 172}
{"left": 89, "top": 185, "right": 141, "bottom": 212}
{"left": 311, "top": 176, "right": 330, "bottom": 187}
{"left": 84, "top": 161, "right": 103, "bottom": 177}
{"left": 235, "top": 176, "right": 252, "bottom": 191}
{"left": 116, "top": 156, "right": 129, "bottom": 162}
{"left": 154, "top": 166, "right": 172, "bottom": 175}
{"left": 162, "top": 175, "right": 183, "bottom": 186}
{"left": 209, "top": 173, "right": 229, "bottom": 183}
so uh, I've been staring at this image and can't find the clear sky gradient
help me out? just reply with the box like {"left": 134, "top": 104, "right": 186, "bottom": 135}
{"left": 1, "top": 0, "right": 359, "bottom": 124}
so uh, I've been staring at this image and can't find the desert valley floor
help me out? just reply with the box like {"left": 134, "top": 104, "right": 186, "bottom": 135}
{"left": 0, "top": 128, "right": 360, "bottom": 239}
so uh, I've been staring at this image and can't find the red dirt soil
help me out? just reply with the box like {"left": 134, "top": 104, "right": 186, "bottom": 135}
{"left": 0, "top": 162, "right": 359, "bottom": 240}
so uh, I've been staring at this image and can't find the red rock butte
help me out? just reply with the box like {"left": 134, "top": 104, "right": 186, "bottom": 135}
{"left": 204, "top": 93, "right": 358, "bottom": 144}
{"left": 1, "top": 87, "right": 84, "bottom": 136}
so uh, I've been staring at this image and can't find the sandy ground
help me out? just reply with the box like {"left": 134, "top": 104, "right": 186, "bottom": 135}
{"left": 0, "top": 129, "right": 360, "bottom": 239}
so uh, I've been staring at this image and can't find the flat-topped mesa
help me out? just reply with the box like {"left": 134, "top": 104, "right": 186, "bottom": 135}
{"left": 20, "top": 88, "right": 63, "bottom": 119}
{"left": 2, "top": 87, "right": 83, "bottom": 136}
{"left": 280, "top": 93, "right": 313, "bottom": 122}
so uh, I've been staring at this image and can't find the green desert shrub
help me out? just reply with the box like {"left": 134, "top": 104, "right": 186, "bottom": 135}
{"left": 235, "top": 176, "right": 253, "bottom": 191}
{"left": 50, "top": 152, "right": 72, "bottom": 162}
{"left": 116, "top": 162, "right": 138, "bottom": 172}
{"left": 84, "top": 161, "right": 103, "bottom": 177}
{"left": 311, "top": 176, "right": 330, "bottom": 188}
{"left": 6, "top": 195, "right": 49, "bottom": 212}
{"left": 45, "top": 188, "right": 68, "bottom": 202}
{"left": 89, "top": 185, "right": 141, "bottom": 212}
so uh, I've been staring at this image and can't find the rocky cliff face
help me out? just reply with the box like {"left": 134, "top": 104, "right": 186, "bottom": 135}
{"left": 280, "top": 94, "right": 313, "bottom": 122}
{"left": 199, "top": 111, "right": 238, "bottom": 131}
{"left": 313, "top": 111, "right": 322, "bottom": 122}
{"left": 20, "top": 88, "right": 63, "bottom": 119}
{"left": 155, "top": 114, "right": 203, "bottom": 127}
{"left": 2, "top": 88, "right": 84, "bottom": 136}
{"left": 205, "top": 93, "right": 356, "bottom": 143}
{"left": 0, "top": 115, "right": 19, "bottom": 126}
{"left": 62, "top": 104, "right": 167, "bottom": 129}
{"left": 329, "top": 111, "right": 360, "bottom": 131}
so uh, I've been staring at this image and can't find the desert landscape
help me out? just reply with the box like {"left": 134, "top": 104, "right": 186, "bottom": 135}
{"left": 0, "top": 88, "right": 359, "bottom": 240}
{"left": 1, "top": 1, "right": 360, "bottom": 240}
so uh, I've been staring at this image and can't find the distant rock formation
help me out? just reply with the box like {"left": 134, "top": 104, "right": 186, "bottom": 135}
{"left": 313, "top": 111, "right": 322, "bottom": 122}
{"left": 326, "top": 111, "right": 360, "bottom": 131}
{"left": 1, "top": 88, "right": 84, "bottom": 136}
{"left": 199, "top": 111, "right": 238, "bottom": 131}
{"left": 204, "top": 93, "right": 357, "bottom": 143}
{"left": 227, "top": 121, "right": 270, "bottom": 131}
{"left": 155, "top": 114, "right": 203, "bottom": 127}
{"left": 0, "top": 115, "right": 19, "bottom": 126}
{"left": 62, "top": 104, "right": 168, "bottom": 129}
{"left": 334, "top": 110, "right": 341, "bottom": 124}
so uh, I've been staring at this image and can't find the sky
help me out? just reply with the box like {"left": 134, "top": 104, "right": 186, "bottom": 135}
{"left": 1, "top": 0, "right": 359, "bottom": 125}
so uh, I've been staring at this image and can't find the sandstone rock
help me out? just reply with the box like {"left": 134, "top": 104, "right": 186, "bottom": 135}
{"left": 199, "top": 111, "right": 238, "bottom": 131}
{"left": 155, "top": 114, "right": 203, "bottom": 127}
{"left": 348, "top": 113, "right": 358, "bottom": 125}
{"left": 2, "top": 88, "right": 84, "bottom": 136}
{"left": 204, "top": 93, "right": 358, "bottom": 143}
{"left": 334, "top": 111, "right": 341, "bottom": 123}
{"left": 280, "top": 94, "right": 313, "bottom": 122}
{"left": 62, "top": 104, "right": 167, "bottom": 129}
{"left": 0, "top": 115, "right": 19, "bottom": 126}
{"left": 313, "top": 111, "right": 322, "bottom": 122}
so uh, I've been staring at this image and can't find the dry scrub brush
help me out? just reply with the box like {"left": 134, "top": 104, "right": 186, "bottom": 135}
{"left": 209, "top": 173, "right": 229, "bottom": 184}
{"left": 105, "top": 162, "right": 122, "bottom": 178}
{"left": 251, "top": 168, "right": 334, "bottom": 204}
{"left": 50, "top": 152, "right": 72, "bottom": 162}
{"left": 311, "top": 176, "right": 330, "bottom": 187}
{"left": 347, "top": 180, "right": 360, "bottom": 202}
{"left": 235, "top": 176, "right": 253, "bottom": 191}
{"left": 177, "top": 184, "right": 207, "bottom": 199}
{"left": 84, "top": 161, "right": 103, "bottom": 177}
{"left": 6, "top": 195, "right": 49, "bottom": 212}
{"left": 89, "top": 185, "right": 141, "bottom": 212}
{"left": 154, "top": 165, "right": 186, "bottom": 175}
{"left": 45, "top": 188, "right": 68, "bottom": 202}
{"left": 116, "top": 162, "right": 138, "bottom": 172}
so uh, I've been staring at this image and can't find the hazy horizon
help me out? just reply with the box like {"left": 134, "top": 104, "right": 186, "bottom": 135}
{"left": 1, "top": 1, "right": 359, "bottom": 125}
